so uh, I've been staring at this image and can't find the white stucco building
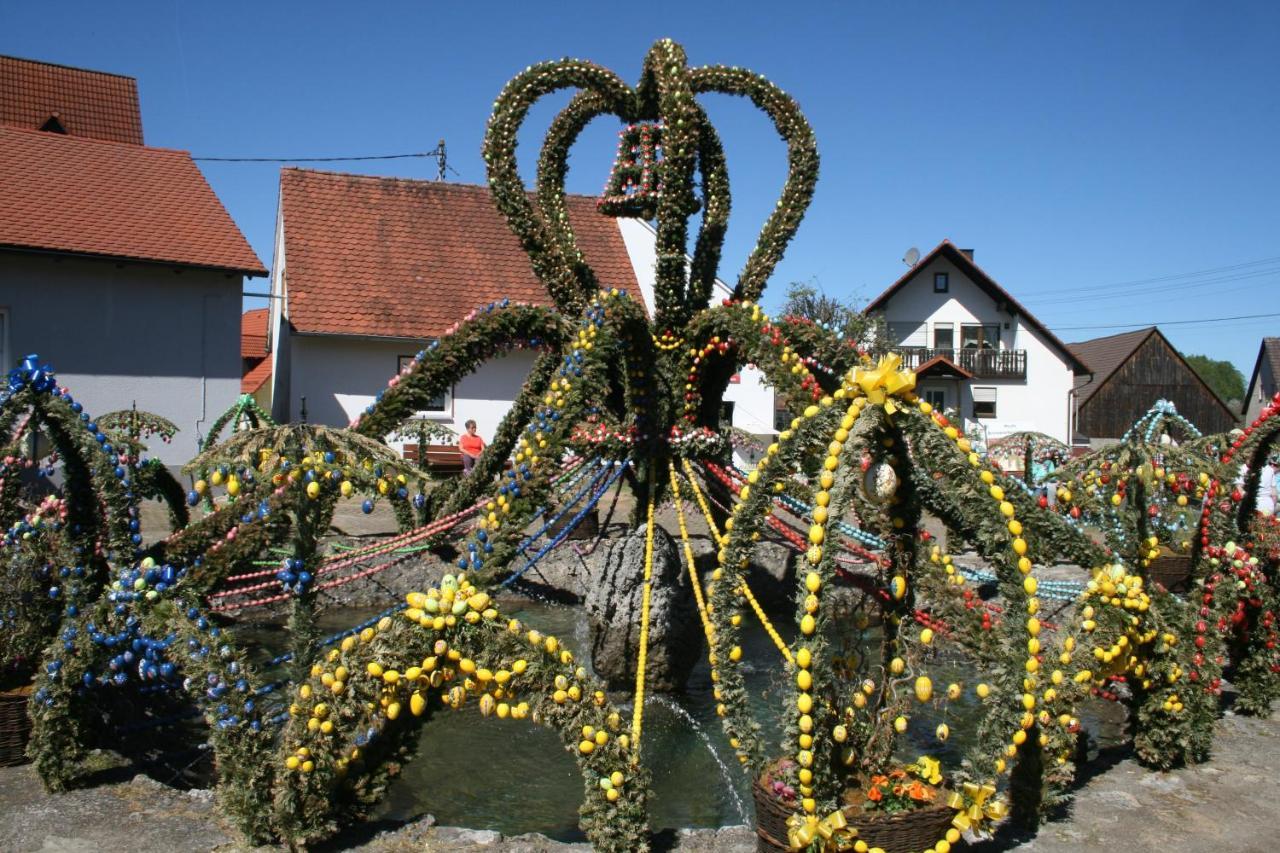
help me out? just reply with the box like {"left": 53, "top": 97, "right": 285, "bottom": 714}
{"left": 1244, "top": 338, "right": 1280, "bottom": 423}
{"left": 865, "top": 241, "right": 1089, "bottom": 444}
{"left": 0, "top": 57, "right": 266, "bottom": 465}
{"left": 265, "top": 169, "right": 775, "bottom": 458}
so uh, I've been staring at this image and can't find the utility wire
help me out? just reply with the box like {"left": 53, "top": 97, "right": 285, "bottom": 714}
{"left": 194, "top": 152, "right": 434, "bottom": 163}
{"left": 1031, "top": 254, "right": 1280, "bottom": 298}
{"left": 1051, "top": 311, "right": 1280, "bottom": 332}
{"left": 1027, "top": 268, "right": 1280, "bottom": 307}
{"left": 193, "top": 139, "right": 460, "bottom": 180}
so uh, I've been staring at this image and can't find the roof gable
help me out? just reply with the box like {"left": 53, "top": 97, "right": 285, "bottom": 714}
{"left": 278, "top": 170, "right": 643, "bottom": 338}
{"left": 0, "top": 55, "right": 143, "bottom": 144}
{"left": 0, "top": 126, "right": 265, "bottom": 275}
{"left": 865, "top": 240, "right": 1089, "bottom": 373}
{"left": 1068, "top": 327, "right": 1155, "bottom": 405}
{"left": 1070, "top": 326, "right": 1236, "bottom": 420}
{"left": 1245, "top": 337, "right": 1280, "bottom": 405}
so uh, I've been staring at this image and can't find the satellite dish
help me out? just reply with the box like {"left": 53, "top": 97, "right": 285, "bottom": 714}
{"left": 903, "top": 247, "right": 920, "bottom": 267}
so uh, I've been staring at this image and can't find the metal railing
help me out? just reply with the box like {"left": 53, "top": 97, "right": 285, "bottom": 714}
{"left": 897, "top": 347, "right": 1027, "bottom": 379}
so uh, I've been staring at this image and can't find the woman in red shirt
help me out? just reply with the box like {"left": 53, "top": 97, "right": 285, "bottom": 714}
{"left": 459, "top": 419, "right": 485, "bottom": 474}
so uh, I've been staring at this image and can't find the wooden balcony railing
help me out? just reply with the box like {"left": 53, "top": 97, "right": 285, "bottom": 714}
{"left": 897, "top": 347, "right": 1027, "bottom": 379}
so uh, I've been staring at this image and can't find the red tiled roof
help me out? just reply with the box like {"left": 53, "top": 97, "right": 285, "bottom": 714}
{"left": 242, "top": 357, "right": 272, "bottom": 394}
{"left": 242, "top": 308, "right": 269, "bottom": 358}
{"left": 1, "top": 55, "right": 143, "bottom": 144}
{"left": 0, "top": 126, "right": 265, "bottom": 275}
{"left": 279, "top": 169, "right": 643, "bottom": 338}
{"left": 865, "top": 240, "right": 1090, "bottom": 374}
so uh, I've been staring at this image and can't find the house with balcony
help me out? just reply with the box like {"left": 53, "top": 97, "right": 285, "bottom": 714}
{"left": 864, "top": 240, "right": 1089, "bottom": 444}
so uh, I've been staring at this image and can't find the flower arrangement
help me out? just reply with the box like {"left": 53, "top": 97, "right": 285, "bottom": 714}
{"left": 859, "top": 759, "right": 942, "bottom": 814}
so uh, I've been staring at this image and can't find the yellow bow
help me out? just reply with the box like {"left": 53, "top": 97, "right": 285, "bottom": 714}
{"left": 851, "top": 354, "right": 917, "bottom": 413}
{"left": 786, "top": 809, "right": 858, "bottom": 851}
{"left": 914, "top": 755, "right": 942, "bottom": 785}
{"left": 946, "top": 782, "right": 1007, "bottom": 834}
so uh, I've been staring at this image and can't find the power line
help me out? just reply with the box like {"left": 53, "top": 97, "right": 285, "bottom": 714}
{"left": 194, "top": 151, "right": 432, "bottom": 163}
{"left": 1032, "top": 254, "right": 1280, "bottom": 298}
{"left": 1027, "top": 267, "right": 1280, "bottom": 307}
{"left": 1051, "top": 311, "right": 1280, "bottom": 332}
{"left": 194, "top": 139, "right": 459, "bottom": 180}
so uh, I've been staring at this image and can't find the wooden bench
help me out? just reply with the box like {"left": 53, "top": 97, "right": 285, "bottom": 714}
{"left": 403, "top": 443, "right": 466, "bottom": 476}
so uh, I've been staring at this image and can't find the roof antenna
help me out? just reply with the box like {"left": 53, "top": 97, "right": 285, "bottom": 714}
{"left": 435, "top": 139, "right": 447, "bottom": 181}
{"left": 903, "top": 247, "right": 920, "bottom": 267}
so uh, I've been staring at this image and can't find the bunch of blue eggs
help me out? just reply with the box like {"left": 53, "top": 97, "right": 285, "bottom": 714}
{"left": 276, "top": 556, "right": 313, "bottom": 595}
{"left": 458, "top": 528, "right": 494, "bottom": 570}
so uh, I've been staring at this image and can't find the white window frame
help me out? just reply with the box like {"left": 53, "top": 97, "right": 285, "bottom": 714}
{"left": 924, "top": 389, "right": 946, "bottom": 410}
{"left": 399, "top": 354, "right": 452, "bottom": 419}
{"left": 972, "top": 386, "right": 997, "bottom": 419}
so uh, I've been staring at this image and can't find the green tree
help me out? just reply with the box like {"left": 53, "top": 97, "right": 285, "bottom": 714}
{"left": 1185, "top": 354, "right": 1245, "bottom": 407}
{"left": 781, "top": 281, "right": 886, "bottom": 352}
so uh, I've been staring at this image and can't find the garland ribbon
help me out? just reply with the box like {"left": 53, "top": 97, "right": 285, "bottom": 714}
{"left": 946, "top": 782, "right": 1007, "bottom": 833}
{"left": 786, "top": 809, "right": 857, "bottom": 850}
{"left": 631, "top": 461, "right": 657, "bottom": 749}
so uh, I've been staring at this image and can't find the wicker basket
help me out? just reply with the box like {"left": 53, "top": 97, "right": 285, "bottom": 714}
{"left": 1147, "top": 550, "right": 1193, "bottom": 593}
{"left": 753, "top": 778, "right": 956, "bottom": 853}
{"left": 0, "top": 685, "right": 33, "bottom": 767}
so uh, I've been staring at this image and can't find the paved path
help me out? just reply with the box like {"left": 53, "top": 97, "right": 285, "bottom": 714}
{"left": 1, "top": 706, "right": 1276, "bottom": 852}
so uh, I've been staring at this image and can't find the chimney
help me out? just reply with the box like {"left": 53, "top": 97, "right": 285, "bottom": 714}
{"left": 960, "top": 248, "right": 975, "bottom": 261}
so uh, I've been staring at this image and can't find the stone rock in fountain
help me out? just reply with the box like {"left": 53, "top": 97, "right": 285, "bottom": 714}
{"left": 585, "top": 523, "right": 702, "bottom": 691}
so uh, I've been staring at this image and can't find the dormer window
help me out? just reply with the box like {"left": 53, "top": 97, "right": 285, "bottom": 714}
{"left": 934, "top": 272, "right": 949, "bottom": 293}
{"left": 40, "top": 115, "right": 67, "bottom": 134}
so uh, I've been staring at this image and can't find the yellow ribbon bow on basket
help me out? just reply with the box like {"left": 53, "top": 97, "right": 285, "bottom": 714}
{"left": 786, "top": 809, "right": 859, "bottom": 851}
{"left": 946, "top": 781, "right": 1008, "bottom": 836}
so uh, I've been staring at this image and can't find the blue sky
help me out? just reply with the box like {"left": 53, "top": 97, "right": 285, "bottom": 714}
{"left": 3, "top": 1, "right": 1277, "bottom": 383}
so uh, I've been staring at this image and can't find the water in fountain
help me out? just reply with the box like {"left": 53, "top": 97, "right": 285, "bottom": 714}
{"left": 648, "top": 693, "right": 748, "bottom": 824}
{"left": 233, "top": 595, "right": 1127, "bottom": 840}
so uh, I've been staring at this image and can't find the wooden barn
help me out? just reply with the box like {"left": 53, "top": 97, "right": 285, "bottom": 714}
{"left": 1068, "top": 326, "right": 1238, "bottom": 443}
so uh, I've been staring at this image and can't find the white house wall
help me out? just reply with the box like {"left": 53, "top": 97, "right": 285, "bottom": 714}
{"left": 0, "top": 253, "right": 243, "bottom": 465}
{"left": 268, "top": 192, "right": 291, "bottom": 423}
{"left": 1245, "top": 355, "right": 1276, "bottom": 423}
{"left": 877, "top": 256, "right": 1074, "bottom": 443}
{"left": 617, "top": 217, "right": 777, "bottom": 448}
{"left": 285, "top": 334, "right": 539, "bottom": 449}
